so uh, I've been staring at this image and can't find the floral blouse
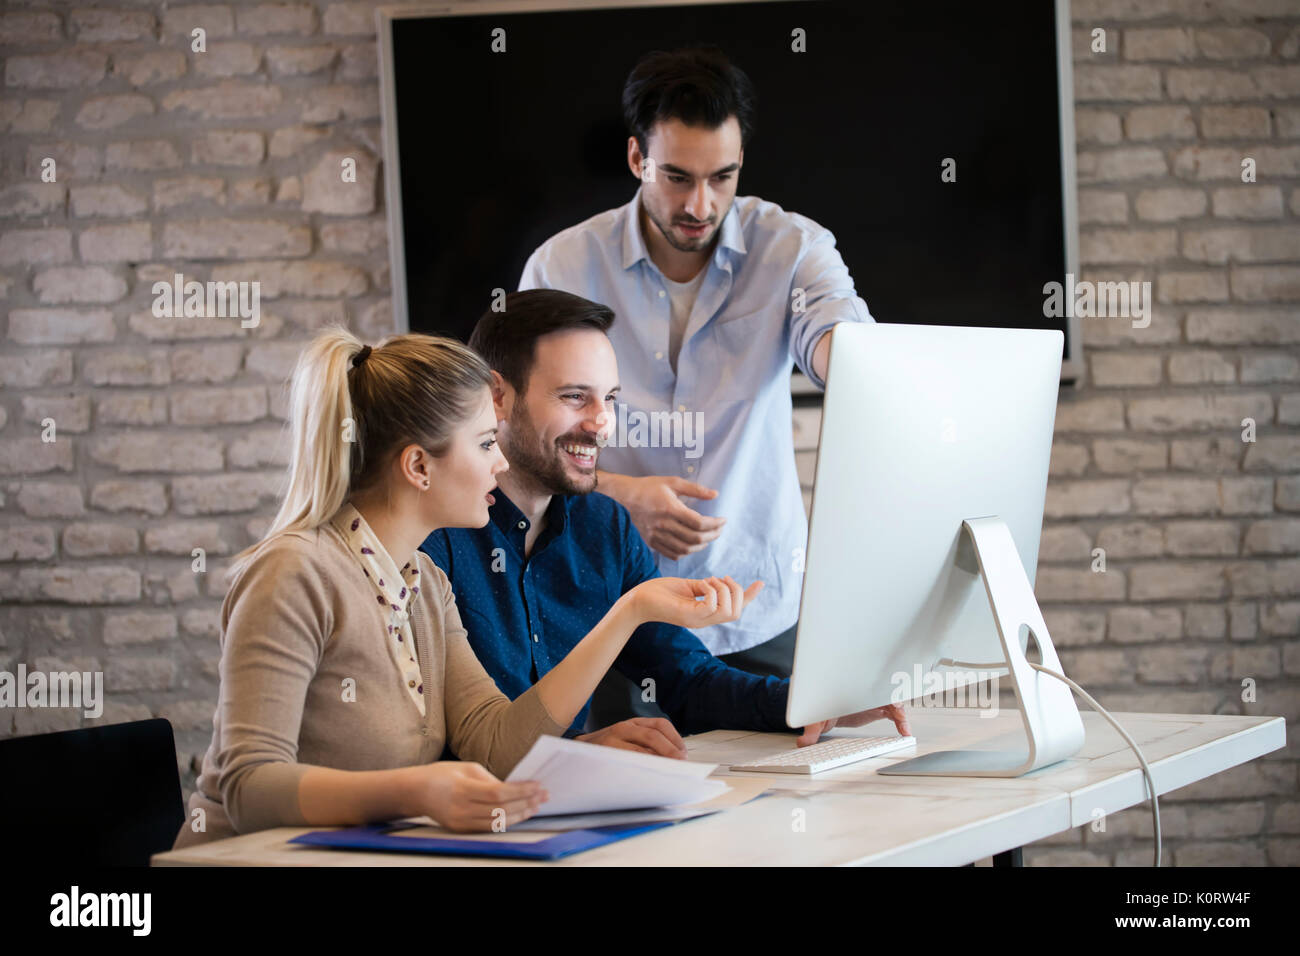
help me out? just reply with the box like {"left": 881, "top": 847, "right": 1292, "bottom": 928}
{"left": 333, "top": 503, "right": 425, "bottom": 717}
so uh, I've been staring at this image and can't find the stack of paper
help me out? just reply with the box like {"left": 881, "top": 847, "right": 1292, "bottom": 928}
{"left": 505, "top": 734, "right": 729, "bottom": 816}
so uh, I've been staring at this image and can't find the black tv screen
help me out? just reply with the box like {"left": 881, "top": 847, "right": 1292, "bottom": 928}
{"left": 381, "top": 0, "right": 1079, "bottom": 378}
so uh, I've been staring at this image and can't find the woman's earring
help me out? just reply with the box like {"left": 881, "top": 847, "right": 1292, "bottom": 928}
{"left": 423, "top": 480, "right": 429, "bottom": 491}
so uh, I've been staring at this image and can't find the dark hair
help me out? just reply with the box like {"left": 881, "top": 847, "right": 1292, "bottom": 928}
{"left": 621, "top": 45, "right": 757, "bottom": 158}
{"left": 469, "top": 290, "right": 615, "bottom": 394}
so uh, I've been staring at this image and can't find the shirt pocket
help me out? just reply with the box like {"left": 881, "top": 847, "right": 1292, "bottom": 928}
{"left": 705, "top": 306, "right": 786, "bottom": 400}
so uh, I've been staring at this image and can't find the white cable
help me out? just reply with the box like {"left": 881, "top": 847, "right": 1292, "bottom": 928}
{"left": 938, "top": 657, "right": 1161, "bottom": 867}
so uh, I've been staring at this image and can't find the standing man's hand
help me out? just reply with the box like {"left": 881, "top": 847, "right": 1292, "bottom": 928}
{"left": 598, "top": 472, "right": 725, "bottom": 559}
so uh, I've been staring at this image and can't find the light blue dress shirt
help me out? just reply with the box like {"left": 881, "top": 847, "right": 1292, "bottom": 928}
{"left": 519, "top": 185, "right": 873, "bottom": 655}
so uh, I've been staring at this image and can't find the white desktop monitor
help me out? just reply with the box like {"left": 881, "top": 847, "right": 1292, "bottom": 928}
{"left": 788, "top": 322, "right": 1082, "bottom": 776}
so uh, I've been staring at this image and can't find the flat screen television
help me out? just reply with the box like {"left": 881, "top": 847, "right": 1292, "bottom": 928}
{"left": 379, "top": 0, "right": 1082, "bottom": 382}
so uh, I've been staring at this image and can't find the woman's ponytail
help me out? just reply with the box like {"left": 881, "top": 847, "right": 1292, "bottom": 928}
{"left": 227, "top": 328, "right": 363, "bottom": 580}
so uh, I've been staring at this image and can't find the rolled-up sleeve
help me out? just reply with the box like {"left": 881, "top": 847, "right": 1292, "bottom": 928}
{"left": 212, "top": 542, "right": 329, "bottom": 833}
{"left": 789, "top": 226, "right": 873, "bottom": 389}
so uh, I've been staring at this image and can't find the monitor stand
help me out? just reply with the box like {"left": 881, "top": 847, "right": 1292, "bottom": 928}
{"left": 878, "top": 516, "right": 1085, "bottom": 778}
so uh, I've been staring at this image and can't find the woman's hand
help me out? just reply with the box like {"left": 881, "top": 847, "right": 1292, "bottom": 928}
{"left": 628, "top": 575, "right": 764, "bottom": 629}
{"left": 402, "top": 762, "right": 548, "bottom": 832}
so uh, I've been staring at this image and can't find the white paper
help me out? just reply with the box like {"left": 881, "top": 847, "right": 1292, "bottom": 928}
{"left": 504, "top": 734, "right": 727, "bottom": 816}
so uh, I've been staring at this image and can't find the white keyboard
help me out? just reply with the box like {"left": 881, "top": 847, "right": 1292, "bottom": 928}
{"left": 729, "top": 735, "right": 917, "bottom": 774}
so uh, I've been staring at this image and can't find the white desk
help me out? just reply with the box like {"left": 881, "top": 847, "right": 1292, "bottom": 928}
{"left": 152, "top": 707, "right": 1285, "bottom": 866}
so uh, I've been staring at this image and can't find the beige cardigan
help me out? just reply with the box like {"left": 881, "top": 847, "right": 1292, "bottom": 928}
{"left": 173, "top": 516, "right": 567, "bottom": 848}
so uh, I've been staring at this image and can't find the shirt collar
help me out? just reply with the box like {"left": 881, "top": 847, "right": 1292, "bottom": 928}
{"left": 620, "top": 184, "right": 747, "bottom": 272}
{"left": 488, "top": 487, "right": 572, "bottom": 546}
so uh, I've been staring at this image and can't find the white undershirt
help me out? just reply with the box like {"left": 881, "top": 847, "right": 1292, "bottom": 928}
{"left": 664, "top": 266, "right": 708, "bottom": 374}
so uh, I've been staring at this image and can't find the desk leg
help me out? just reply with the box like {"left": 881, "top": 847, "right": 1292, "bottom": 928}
{"left": 963, "top": 847, "right": 1024, "bottom": 867}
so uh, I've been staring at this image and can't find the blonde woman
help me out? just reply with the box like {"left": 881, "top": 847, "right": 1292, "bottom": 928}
{"left": 173, "top": 329, "right": 759, "bottom": 847}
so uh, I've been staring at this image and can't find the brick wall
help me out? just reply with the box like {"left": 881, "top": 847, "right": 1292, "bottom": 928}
{"left": 1028, "top": 0, "right": 1299, "bottom": 866}
{"left": 1, "top": 0, "right": 1297, "bottom": 866}
{"left": 0, "top": 2, "right": 394, "bottom": 782}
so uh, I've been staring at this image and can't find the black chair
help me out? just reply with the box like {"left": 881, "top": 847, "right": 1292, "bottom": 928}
{"left": 0, "top": 718, "right": 186, "bottom": 866}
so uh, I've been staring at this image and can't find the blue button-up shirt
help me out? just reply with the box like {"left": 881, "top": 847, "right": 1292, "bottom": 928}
{"left": 419, "top": 489, "right": 789, "bottom": 737}
{"left": 519, "top": 186, "right": 873, "bottom": 654}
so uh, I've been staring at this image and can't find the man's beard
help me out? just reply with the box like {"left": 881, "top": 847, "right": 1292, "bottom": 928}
{"left": 501, "top": 403, "right": 598, "bottom": 497}
{"left": 645, "top": 200, "right": 721, "bottom": 253}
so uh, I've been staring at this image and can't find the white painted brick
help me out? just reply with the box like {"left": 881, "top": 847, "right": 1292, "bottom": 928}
{"left": 1167, "top": 350, "right": 1236, "bottom": 383}
{"left": 235, "top": 4, "right": 316, "bottom": 36}
{"left": 1090, "top": 351, "right": 1162, "bottom": 386}
{"left": 15, "top": 483, "right": 84, "bottom": 518}
{"left": 1093, "top": 439, "right": 1167, "bottom": 472}
{"left": 1231, "top": 266, "right": 1300, "bottom": 301}
{"left": 1212, "top": 186, "right": 1285, "bottom": 220}
{"left": 1097, "top": 522, "right": 1164, "bottom": 558}
{"left": 1132, "top": 477, "right": 1220, "bottom": 515}
{"left": 90, "top": 480, "right": 168, "bottom": 516}
{"left": 9, "top": 309, "right": 115, "bottom": 345}
{"left": 1125, "top": 105, "right": 1195, "bottom": 140}
{"left": 1155, "top": 271, "right": 1228, "bottom": 303}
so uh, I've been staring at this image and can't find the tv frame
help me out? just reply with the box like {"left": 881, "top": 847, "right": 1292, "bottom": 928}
{"left": 376, "top": 0, "right": 1084, "bottom": 383}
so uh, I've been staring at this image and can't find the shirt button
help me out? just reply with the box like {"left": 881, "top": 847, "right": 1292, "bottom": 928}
{"left": 532, "top": 633, "right": 540, "bottom": 643}
{"left": 658, "top": 290, "right": 666, "bottom": 298}
{"left": 517, "top": 520, "right": 527, "bottom": 530}
{"left": 686, "top": 465, "right": 695, "bottom": 474}
{"left": 408, "top": 679, "right": 416, "bottom": 688}
{"left": 655, "top": 351, "right": 664, "bottom": 360}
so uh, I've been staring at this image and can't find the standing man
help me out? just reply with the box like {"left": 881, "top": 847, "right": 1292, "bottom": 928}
{"left": 519, "top": 46, "right": 873, "bottom": 706}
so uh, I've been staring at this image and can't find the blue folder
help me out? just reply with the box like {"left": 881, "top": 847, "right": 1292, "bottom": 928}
{"left": 289, "top": 818, "right": 684, "bottom": 861}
